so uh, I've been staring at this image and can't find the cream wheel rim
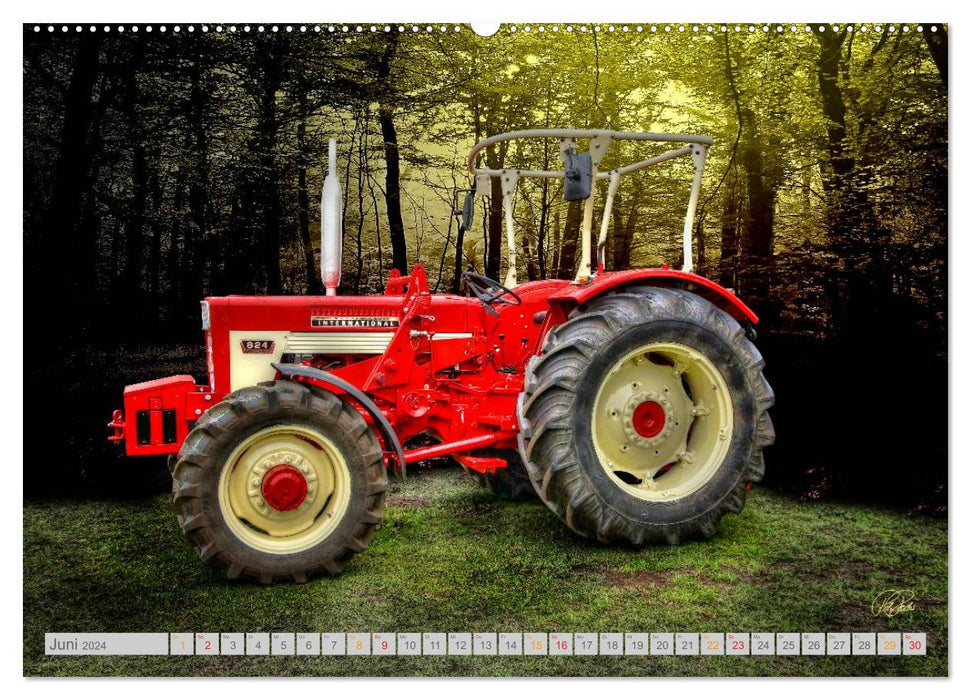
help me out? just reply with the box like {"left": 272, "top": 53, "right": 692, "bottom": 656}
{"left": 217, "top": 424, "right": 351, "bottom": 554}
{"left": 591, "top": 342, "right": 734, "bottom": 501}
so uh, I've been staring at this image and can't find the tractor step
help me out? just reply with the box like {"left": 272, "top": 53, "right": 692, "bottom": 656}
{"left": 453, "top": 454, "right": 508, "bottom": 473}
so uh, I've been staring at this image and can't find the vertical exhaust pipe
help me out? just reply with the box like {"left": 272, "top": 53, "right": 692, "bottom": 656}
{"left": 321, "top": 138, "right": 343, "bottom": 296}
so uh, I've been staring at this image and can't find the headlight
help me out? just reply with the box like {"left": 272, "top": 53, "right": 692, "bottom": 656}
{"left": 200, "top": 300, "right": 210, "bottom": 331}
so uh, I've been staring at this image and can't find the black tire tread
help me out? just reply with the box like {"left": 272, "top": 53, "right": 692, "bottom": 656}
{"left": 518, "top": 286, "right": 774, "bottom": 545}
{"left": 171, "top": 381, "right": 386, "bottom": 583}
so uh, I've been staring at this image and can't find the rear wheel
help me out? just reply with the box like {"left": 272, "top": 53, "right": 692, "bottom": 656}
{"left": 172, "top": 381, "right": 386, "bottom": 583}
{"left": 518, "top": 287, "right": 774, "bottom": 544}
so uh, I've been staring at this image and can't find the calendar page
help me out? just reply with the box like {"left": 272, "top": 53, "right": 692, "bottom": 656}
{"left": 22, "top": 12, "right": 948, "bottom": 680}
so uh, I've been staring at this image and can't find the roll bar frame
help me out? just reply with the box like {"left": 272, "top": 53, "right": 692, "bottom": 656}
{"left": 466, "top": 129, "right": 712, "bottom": 286}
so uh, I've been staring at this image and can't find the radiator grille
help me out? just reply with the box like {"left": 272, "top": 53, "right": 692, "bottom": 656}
{"left": 284, "top": 332, "right": 395, "bottom": 355}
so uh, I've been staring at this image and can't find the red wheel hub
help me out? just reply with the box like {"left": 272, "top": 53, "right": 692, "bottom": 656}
{"left": 261, "top": 465, "right": 308, "bottom": 512}
{"left": 631, "top": 400, "right": 666, "bottom": 438}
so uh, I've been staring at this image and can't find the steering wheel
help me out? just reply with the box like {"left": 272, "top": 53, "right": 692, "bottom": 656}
{"left": 462, "top": 271, "right": 522, "bottom": 317}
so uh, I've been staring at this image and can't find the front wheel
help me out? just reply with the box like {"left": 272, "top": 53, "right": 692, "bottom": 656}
{"left": 518, "top": 287, "right": 774, "bottom": 545}
{"left": 172, "top": 381, "right": 387, "bottom": 583}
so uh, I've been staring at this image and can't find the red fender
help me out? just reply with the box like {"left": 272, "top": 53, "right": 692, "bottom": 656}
{"left": 546, "top": 268, "right": 759, "bottom": 324}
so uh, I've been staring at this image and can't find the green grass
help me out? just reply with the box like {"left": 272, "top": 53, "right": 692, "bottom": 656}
{"left": 23, "top": 466, "right": 947, "bottom": 677}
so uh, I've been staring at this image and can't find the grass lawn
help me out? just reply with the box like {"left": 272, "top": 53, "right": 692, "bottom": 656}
{"left": 23, "top": 465, "right": 947, "bottom": 677}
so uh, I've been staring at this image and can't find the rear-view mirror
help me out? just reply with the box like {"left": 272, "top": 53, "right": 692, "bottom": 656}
{"left": 461, "top": 192, "right": 475, "bottom": 231}
{"left": 563, "top": 151, "right": 593, "bottom": 201}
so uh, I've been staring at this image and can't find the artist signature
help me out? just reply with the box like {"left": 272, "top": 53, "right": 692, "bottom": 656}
{"left": 871, "top": 589, "right": 917, "bottom": 618}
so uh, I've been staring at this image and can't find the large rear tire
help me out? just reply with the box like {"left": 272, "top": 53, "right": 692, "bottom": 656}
{"left": 172, "top": 381, "right": 386, "bottom": 583}
{"left": 518, "top": 287, "right": 774, "bottom": 545}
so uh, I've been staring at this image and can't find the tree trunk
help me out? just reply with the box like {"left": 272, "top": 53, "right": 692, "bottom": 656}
{"left": 816, "top": 30, "right": 883, "bottom": 339}
{"left": 120, "top": 39, "right": 149, "bottom": 327}
{"left": 254, "top": 39, "right": 283, "bottom": 294}
{"left": 122, "top": 143, "right": 147, "bottom": 303}
{"left": 557, "top": 200, "right": 582, "bottom": 278}
{"left": 296, "top": 92, "right": 322, "bottom": 294}
{"left": 167, "top": 179, "right": 187, "bottom": 319}
{"left": 482, "top": 139, "right": 509, "bottom": 280}
{"left": 366, "top": 152, "right": 385, "bottom": 290}
{"left": 39, "top": 33, "right": 102, "bottom": 340}
{"left": 452, "top": 221, "right": 466, "bottom": 293}
{"left": 695, "top": 212, "right": 707, "bottom": 271}
{"left": 148, "top": 152, "right": 163, "bottom": 302}
{"left": 435, "top": 205, "right": 454, "bottom": 292}
{"left": 922, "top": 25, "right": 947, "bottom": 85}
{"left": 718, "top": 182, "right": 739, "bottom": 289}
{"left": 187, "top": 39, "right": 211, "bottom": 306}
{"left": 378, "top": 106, "right": 408, "bottom": 275}
{"left": 377, "top": 35, "right": 408, "bottom": 276}
{"left": 537, "top": 178, "right": 550, "bottom": 278}
{"left": 816, "top": 31, "right": 855, "bottom": 187}
{"left": 611, "top": 194, "right": 635, "bottom": 270}
{"left": 522, "top": 223, "right": 539, "bottom": 281}
{"left": 354, "top": 126, "right": 367, "bottom": 292}
{"left": 486, "top": 175, "right": 504, "bottom": 280}
{"left": 737, "top": 107, "right": 776, "bottom": 313}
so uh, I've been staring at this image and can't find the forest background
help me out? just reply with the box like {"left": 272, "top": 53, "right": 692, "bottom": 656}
{"left": 22, "top": 23, "right": 947, "bottom": 511}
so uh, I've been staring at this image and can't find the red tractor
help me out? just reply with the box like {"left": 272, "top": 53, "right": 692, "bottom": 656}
{"left": 108, "top": 130, "right": 774, "bottom": 583}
